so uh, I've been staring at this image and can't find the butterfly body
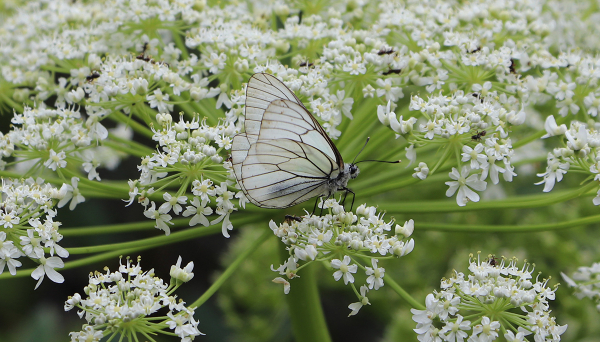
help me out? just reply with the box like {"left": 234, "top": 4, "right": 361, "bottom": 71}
{"left": 231, "top": 73, "right": 358, "bottom": 209}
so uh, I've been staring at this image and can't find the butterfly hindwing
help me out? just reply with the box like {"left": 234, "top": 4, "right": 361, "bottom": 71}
{"left": 239, "top": 139, "right": 337, "bottom": 208}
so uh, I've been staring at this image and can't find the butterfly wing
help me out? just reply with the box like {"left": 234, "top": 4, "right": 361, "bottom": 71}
{"left": 240, "top": 138, "right": 337, "bottom": 208}
{"left": 233, "top": 99, "right": 345, "bottom": 208}
{"left": 232, "top": 73, "right": 306, "bottom": 195}
{"left": 244, "top": 73, "right": 303, "bottom": 144}
{"left": 232, "top": 73, "right": 346, "bottom": 209}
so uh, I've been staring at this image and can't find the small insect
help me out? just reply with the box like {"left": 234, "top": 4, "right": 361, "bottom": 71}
{"left": 136, "top": 42, "right": 151, "bottom": 62}
{"left": 471, "top": 92, "right": 484, "bottom": 103}
{"left": 231, "top": 73, "right": 362, "bottom": 209}
{"left": 469, "top": 46, "right": 481, "bottom": 53}
{"left": 509, "top": 58, "right": 516, "bottom": 74}
{"left": 382, "top": 68, "right": 402, "bottom": 76}
{"left": 284, "top": 214, "right": 303, "bottom": 223}
{"left": 488, "top": 255, "right": 499, "bottom": 266}
{"left": 299, "top": 61, "right": 314, "bottom": 68}
{"left": 471, "top": 130, "right": 487, "bottom": 141}
{"left": 377, "top": 47, "right": 395, "bottom": 55}
{"left": 85, "top": 71, "right": 100, "bottom": 82}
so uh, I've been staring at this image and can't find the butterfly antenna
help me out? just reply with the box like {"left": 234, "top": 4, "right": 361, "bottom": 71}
{"left": 352, "top": 137, "right": 371, "bottom": 164}
{"left": 355, "top": 159, "right": 401, "bottom": 164}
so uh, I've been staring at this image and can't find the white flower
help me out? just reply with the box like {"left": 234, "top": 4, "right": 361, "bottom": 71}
{"left": 363, "top": 84, "right": 376, "bottom": 98}
{"left": 445, "top": 166, "right": 487, "bottom": 206}
{"left": 365, "top": 259, "right": 385, "bottom": 290}
{"left": 413, "top": 162, "right": 429, "bottom": 180}
{"left": 377, "top": 101, "right": 393, "bottom": 125}
{"left": 182, "top": 197, "right": 213, "bottom": 226}
{"left": 376, "top": 78, "right": 404, "bottom": 102}
{"left": 395, "top": 219, "right": 414, "bottom": 237}
{"left": 57, "top": 177, "right": 85, "bottom": 210}
{"left": 472, "top": 316, "right": 501, "bottom": 341}
{"left": 204, "top": 52, "right": 227, "bottom": 74}
{"left": 144, "top": 202, "right": 174, "bottom": 235}
{"left": 440, "top": 314, "right": 471, "bottom": 342}
{"left": 565, "top": 124, "right": 588, "bottom": 151}
{"left": 170, "top": 256, "right": 194, "bottom": 283}
{"left": 405, "top": 144, "right": 416, "bottom": 166}
{"left": 541, "top": 115, "right": 567, "bottom": 138}
{"left": 331, "top": 255, "right": 358, "bottom": 284}
{"left": 461, "top": 144, "right": 487, "bottom": 170}
{"left": 535, "top": 153, "right": 569, "bottom": 192}
{"left": 44, "top": 149, "right": 67, "bottom": 171}
{"left": 272, "top": 277, "right": 291, "bottom": 294}
{"left": 348, "top": 285, "right": 370, "bottom": 316}
{"left": 584, "top": 92, "right": 600, "bottom": 117}
{"left": 159, "top": 192, "right": 188, "bottom": 215}
{"left": 31, "top": 256, "right": 65, "bottom": 289}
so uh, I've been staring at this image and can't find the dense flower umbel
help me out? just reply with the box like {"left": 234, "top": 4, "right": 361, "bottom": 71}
{"left": 127, "top": 113, "right": 243, "bottom": 237}
{"left": 561, "top": 262, "right": 600, "bottom": 312}
{"left": 270, "top": 199, "right": 415, "bottom": 316}
{"left": 412, "top": 254, "right": 567, "bottom": 342}
{"left": 536, "top": 119, "right": 600, "bottom": 205}
{"left": 65, "top": 256, "right": 202, "bottom": 342}
{"left": 0, "top": 177, "right": 78, "bottom": 288}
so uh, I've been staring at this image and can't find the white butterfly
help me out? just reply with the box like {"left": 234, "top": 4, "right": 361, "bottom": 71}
{"left": 231, "top": 73, "right": 359, "bottom": 209}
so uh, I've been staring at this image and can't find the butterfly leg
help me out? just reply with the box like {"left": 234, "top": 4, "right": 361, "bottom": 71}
{"left": 340, "top": 187, "right": 356, "bottom": 212}
{"left": 311, "top": 196, "right": 320, "bottom": 217}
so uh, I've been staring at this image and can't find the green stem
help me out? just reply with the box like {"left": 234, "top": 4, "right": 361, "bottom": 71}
{"left": 385, "top": 276, "right": 425, "bottom": 310}
{"left": 189, "top": 228, "right": 272, "bottom": 308}
{"left": 417, "top": 213, "right": 600, "bottom": 232}
{"left": 379, "top": 182, "right": 597, "bottom": 213}
{"left": 284, "top": 255, "right": 332, "bottom": 342}
{"left": 65, "top": 214, "right": 262, "bottom": 254}
{"left": 66, "top": 224, "right": 221, "bottom": 254}
{"left": 60, "top": 218, "right": 190, "bottom": 236}
{"left": 110, "top": 109, "right": 155, "bottom": 139}
{"left": 105, "top": 133, "right": 154, "bottom": 156}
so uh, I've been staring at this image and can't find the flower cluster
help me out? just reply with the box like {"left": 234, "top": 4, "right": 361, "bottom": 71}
{"left": 270, "top": 199, "right": 415, "bottom": 316}
{"left": 65, "top": 256, "right": 202, "bottom": 342}
{"left": 536, "top": 118, "right": 600, "bottom": 204}
{"left": 127, "top": 112, "right": 243, "bottom": 237}
{"left": 0, "top": 177, "right": 78, "bottom": 288}
{"left": 561, "top": 262, "right": 600, "bottom": 312}
{"left": 412, "top": 254, "right": 567, "bottom": 342}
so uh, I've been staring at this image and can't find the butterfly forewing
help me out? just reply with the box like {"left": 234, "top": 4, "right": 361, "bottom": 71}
{"left": 244, "top": 73, "right": 303, "bottom": 144}
{"left": 258, "top": 100, "right": 339, "bottom": 163}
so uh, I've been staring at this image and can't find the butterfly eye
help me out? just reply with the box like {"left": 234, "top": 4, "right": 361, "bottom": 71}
{"left": 349, "top": 165, "right": 359, "bottom": 178}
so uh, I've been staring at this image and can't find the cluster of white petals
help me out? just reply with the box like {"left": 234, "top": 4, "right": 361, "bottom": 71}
{"left": 0, "top": 177, "right": 74, "bottom": 288}
{"left": 127, "top": 113, "right": 243, "bottom": 237}
{"left": 412, "top": 254, "right": 567, "bottom": 342}
{"left": 561, "top": 262, "right": 600, "bottom": 312}
{"left": 270, "top": 199, "right": 415, "bottom": 316}
{"left": 65, "top": 257, "right": 201, "bottom": 342}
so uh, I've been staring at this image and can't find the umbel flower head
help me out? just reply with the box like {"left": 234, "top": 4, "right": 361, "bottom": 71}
{"left": 65, "top": 256, "right": 202, "bottom": 342}
{"left": 412, "top": 253, "right": 566, "bottom": 342}
{"left": 561, "top": 262, "right": 600, "bottom": 312}
{"left": 270, "top": 199, "right": 415, "bottom": 316}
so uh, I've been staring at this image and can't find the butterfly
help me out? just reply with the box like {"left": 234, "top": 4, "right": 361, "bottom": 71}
{"left": 231, "top": 73, "right": 359, "bottom": 209}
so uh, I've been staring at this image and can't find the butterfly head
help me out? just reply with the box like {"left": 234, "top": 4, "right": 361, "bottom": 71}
{"left": 348, "top": 163, "right": 360, "bottom": 179}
